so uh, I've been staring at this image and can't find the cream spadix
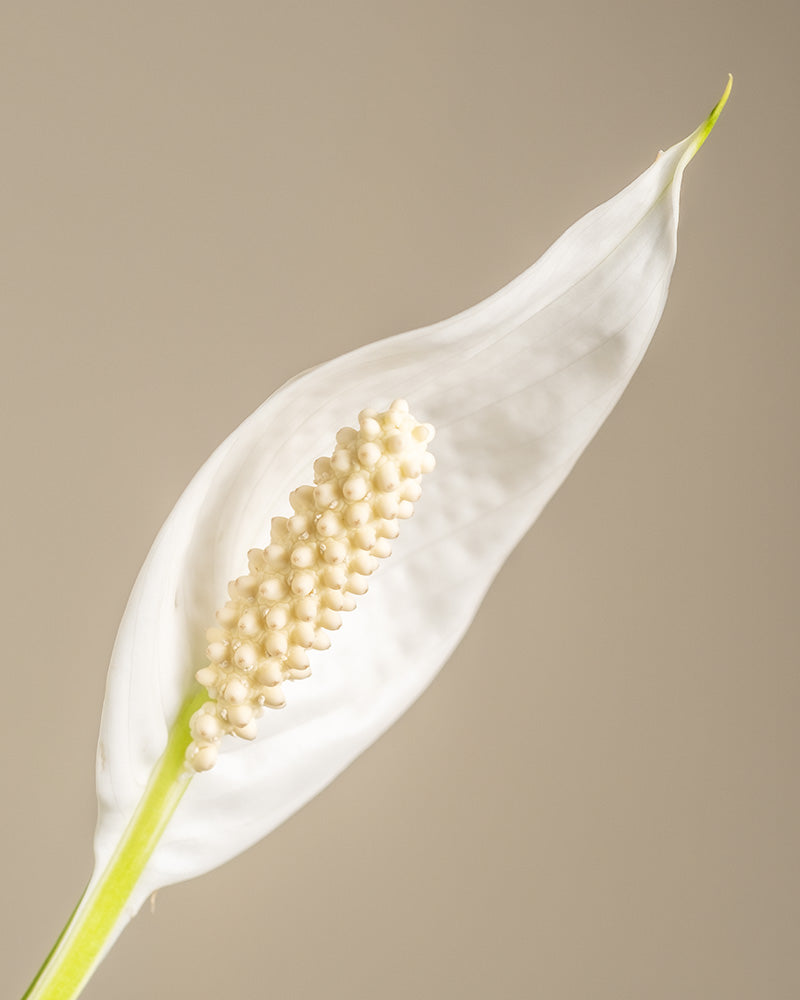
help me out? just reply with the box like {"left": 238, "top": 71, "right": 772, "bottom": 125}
{"left": 188, "top": 399, "right": 435, "bottom": 771}
{"left": 20, "top": 82, "right": 730, "bottom": 1000}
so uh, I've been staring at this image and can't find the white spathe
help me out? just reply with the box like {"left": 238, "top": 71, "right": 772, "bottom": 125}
{"left": 94, "top": 99, "right": 724, "bottom": 912}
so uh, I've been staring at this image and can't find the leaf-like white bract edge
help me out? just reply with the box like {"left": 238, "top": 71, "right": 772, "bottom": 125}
{"left": 93, "top": 115, "right": 714, "bottom": 913}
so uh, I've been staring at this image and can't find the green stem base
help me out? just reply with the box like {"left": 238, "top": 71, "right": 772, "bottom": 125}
{"left": 21, "top": 690, "right": 207, "bottom": 1000}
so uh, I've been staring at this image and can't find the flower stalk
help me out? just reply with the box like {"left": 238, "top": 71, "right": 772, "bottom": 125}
{"left": 21, "top": 689, "right": 206, "bottom": 1000}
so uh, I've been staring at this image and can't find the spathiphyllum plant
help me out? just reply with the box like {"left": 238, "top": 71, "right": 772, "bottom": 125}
{"left": 20, "top": 80, "right": 730, "bottom": 1000}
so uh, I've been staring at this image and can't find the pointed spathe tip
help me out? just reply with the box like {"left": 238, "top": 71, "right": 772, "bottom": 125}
{"left": 685, "top": 75, "right": 732, "bottom": 163}
{"left": 705, "top": 74, "right": 733, "bottom": 133}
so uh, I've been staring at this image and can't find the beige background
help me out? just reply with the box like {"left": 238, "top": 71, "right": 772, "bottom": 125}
{"left": 1, "top": 3, "right": 797, "bottom": 998}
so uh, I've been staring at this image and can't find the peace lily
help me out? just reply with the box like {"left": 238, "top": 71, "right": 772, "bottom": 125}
{"left": 21, "top": 80, "right": 730, "bottom": 1000}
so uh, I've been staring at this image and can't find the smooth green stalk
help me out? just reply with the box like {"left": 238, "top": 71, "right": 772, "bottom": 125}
{"left": 21, "top": 689, "right": 207, "bottom": 1000}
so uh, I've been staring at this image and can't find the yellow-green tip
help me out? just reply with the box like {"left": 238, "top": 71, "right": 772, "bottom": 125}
{"left": 686, "top": 74, "right": 732, "bottom": 161}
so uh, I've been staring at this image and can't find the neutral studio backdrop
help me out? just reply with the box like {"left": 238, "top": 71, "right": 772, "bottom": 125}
{"left": 2, "top": 3, "right": 797, "bottom": 999}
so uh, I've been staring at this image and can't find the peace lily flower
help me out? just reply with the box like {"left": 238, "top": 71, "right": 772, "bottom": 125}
{"left": 21, "top": 80, "right": 730, "bottom": 1000}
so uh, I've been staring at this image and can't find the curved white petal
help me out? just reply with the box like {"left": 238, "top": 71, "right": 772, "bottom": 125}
{"left": 93, "top": 94, "right": 727, "bottom": 910}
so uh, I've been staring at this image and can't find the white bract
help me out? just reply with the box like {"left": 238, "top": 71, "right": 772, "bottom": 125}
{"left": 91, "top": 88, "right": 728, "bottom": 932}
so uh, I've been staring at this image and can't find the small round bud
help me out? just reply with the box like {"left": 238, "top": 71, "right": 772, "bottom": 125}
{"left": 224, "top": 678, "right": 248, "bottom": 704}
{"left": 342, "top": 475, "right": 368, "bottom": 502}
{"left": 359, "top": 416, "right": 381, "bottom": 440}
{"left": 314, "top": 482, "right": 339, "bottom": 509}
{"left": 322, "top": 564, "right": 347, "bottom": 589}
{"left": 234, "top": 574, "right": 259, "bottom": 597}
{"left": 345, "top": 502, "right": 371, "bottom": 527}
{"left": 189, "top": 744, "right": 218, "bottom": 772}
{"left": 256, "top": 658, "right": 284, "bottom": 686}
{"left": 357, "top": 442, "right": 382, "bottom": 468}
{"left": 346, "top": 574, "right": 369, "bottom": 596}
{"left": 265, "top": 545, "right": 288, "bottom": 567}
{"left": 372, "top": 538, "right": 392, "bottom": 559}
{"left": 321, "top": 539, "right": 347, "bottom": 564}
{"left": 270, "top": 517, "right": 290, "bottom": 542}
{"left": 234, "top": 644, "right": 257, "bottom": 671}
{"left": 294, "top": 596, "right": 318, "bottom": 621}
{"left": 227, "top": 704, "right": 254, "bottom": 728}
{"left": 412, "top": 423, "right": 435, "bottom": 442}
{"left": 247, "top": 548, "right": 267, "bottom": 572}
{"left": 193, "top": 711, "right": 221, "bottom": 742}
{"left": 265, "top": 631, "right": 288, "bottom": 657}
{"left": 374, "top": 464, "right": 399, "bottom": 493}
{"left": 207, "top": 641, "right": 228, "bottom": 663}
{"left": 289, "top": 485, "right": 315, "bottom": 512}
{"left": 238, "top": 611, "right": 261, "bottom": 637}
{"left": 259, "top": 577, "right": 288, "bottom": 602}
{"left": 265, "top": 605, "right": 288, "bottom": 629}
{"left": 319, "top": 608, "right": 342, "bottom": 631}
{"left": 375, "top": 494, "right": 399, "bottom": 519}
{"left": 353, "top": 525, "right": 377, "bottom": 550}
{"left": 290, "top": 544, "right": 315, "bottom": 569}
{"left": 399, "top": 480, "right": 422, "bottom": 503}
{"left": 386, "top": 433, "right": 410, "bottom": 455}
{"left": 336, "top": 426, "right": 358, "bottom": 447}
{"left": 376, "top": 518, "right": 400, "bottom": 539}
{"left": 322, "top": 590, "right": 345, "bottom": 611}
{"left": 317, "top": 511, "right": 342, "bottom": 537}
{"left": 195, "top": 666, "right": 218, "bottom": 688}
{"left": 313, "top": 456, "right": 333, "bottom": 482}
{"left": 234, "top": 721, "right": 258, "bottom": 740}
{"left": 291, "top": 622, "right": 316, "bottom": 648}
{"left": 290, "top": 571, "right": 315, "bottom": 596}
{"left": 350, "top": 552, "right": 377, "bottom": 576}
{"left": 381, "top": 409, "right": 403, "bottom": 430}
{"left": 288, "top": 514, "right": 312, "bottom": 536}
{"left": 216, "top": 604, "right": 239, "bottom": 629}
{"left": 330, "top": 448, "right": 352, "bottom": 474}
{"left": 263, "top": 685, "right": 286, "bottom": 708}
{"left": 286, "top": 646, "right": 310, "bottom": 670}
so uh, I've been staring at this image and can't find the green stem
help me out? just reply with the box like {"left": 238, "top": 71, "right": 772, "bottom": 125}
{"left": 21, "top": 689, "right": 208, "bottom": 1000}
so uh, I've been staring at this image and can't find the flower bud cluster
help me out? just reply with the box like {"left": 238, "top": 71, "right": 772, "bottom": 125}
{"left": 186, "top": 399, "right": 435, "bottom": 772}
